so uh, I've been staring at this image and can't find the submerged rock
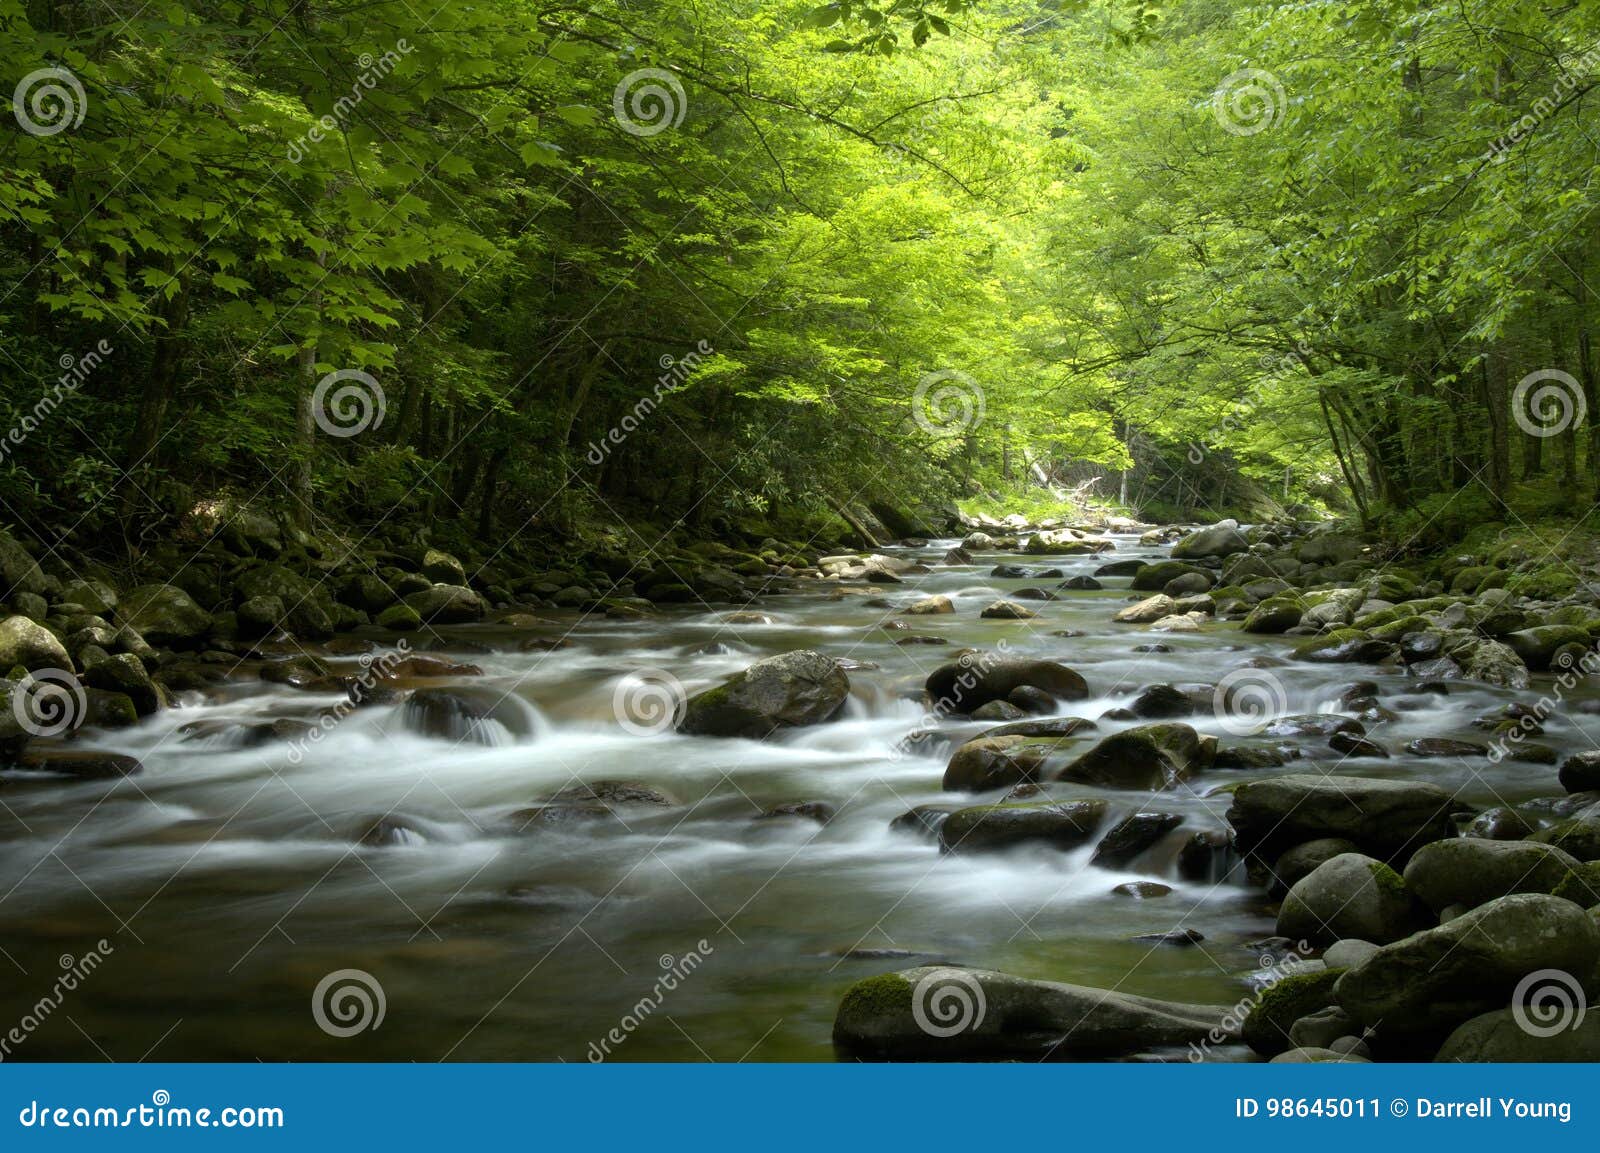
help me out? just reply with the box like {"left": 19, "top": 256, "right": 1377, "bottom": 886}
{"left": 832, "top": 966, "right": 1236, "bottom": 1058}
{"left": 939, "top": 799, "right": 1108, "bottom": 853}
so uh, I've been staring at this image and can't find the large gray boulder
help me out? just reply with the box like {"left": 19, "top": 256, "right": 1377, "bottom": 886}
{"left": 678, "top": 650, "right": 848, "bottom": 739}
{"left": 924, "top": 656, "right": 1087, "bottom": 712}
{"left": 1436, "top": 1006, "right": 1600, "bottom": 1062}
{"left": 833, "top": 966, "right": 1236, "bottom": 1058}
{"left": 0, "top": 532, "right": 48, "bottom": 597}
{"left": 1057, "top": 722, "right": 1211, "bottom": 790}
{"left": 1276, "top": 852, "right": 1423, "bottom": 945}
{"left": 1172, "top": 521, "right": 1250, "bottom": 560}
{"left": 0, "top": 615, "right": 71, "bottom": 672}
{"left": 402, "top": 584, "right": 486, "bottom": 624}
{"left": 1298, "top": 533, "right": 1363, "bottom": 565}
{"left": 1226, "top": 774, "right": 1458, "bottom": 863}
{"left": 1334, "top": 893, "right": 1600, "bottom": 1035}
{"left": 119, "top": 584, "right": 213, "bottom": 647}
{"left": 1403, "top": 837, "right": 1594, "bottom": 913}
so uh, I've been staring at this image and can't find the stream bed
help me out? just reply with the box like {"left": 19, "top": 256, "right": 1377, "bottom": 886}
{"left": 1, "top": 534, "right": 1590, "bottom": 1061}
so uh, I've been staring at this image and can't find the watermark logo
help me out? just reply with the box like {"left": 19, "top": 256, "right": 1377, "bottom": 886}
{"left": 612, "top": 669, "right": 687, "bottom": 736}
{"left": 1189, "top": 940, "right": 1315, "bottom": 1061}
{"left": 11, "top": 669, "right": 87, "bottom": 738}
{"left": 912, "top": 369, "right": 985, "bottom": 437}
{"left": 1212, "top": 68, "right": 1286, "bottom": 136}
{"left": 613, "top": 68, "right": 686, "bottom": 137}
{"left": 311, "top": 968, "right": 386, "bottom": 1037}
{"left": 1211, "top": 667, "right": 1288, "bottom": 735}
{"left": 286, "top": 640, "right": 411, "bottom": 764}
{"left": 0, "top": 939, "right": 114, "bottom": 1062}
{"left": 911, "top": 969, "right": 987, "bottom": 1038}
{"left": 13, "top": 67, "right": 87, "bottom": 137}
{"left": 1488, "top": 41, "right": 1600, "bottom": 159}
{"left": 311, "top": 369, "right": 386, "bottom": 438}
{"left": 286, "top": 41, "right": 413, "bottom": 162}
{"left": 584, "top": 341, "right": 712, "bottom": 465}
{"left": 1511, "top": 369, "right": 1586, "bottom": 438}
{"left": 587, "top": 940, "right": 713, "bottom": 1061}
{"left": 1512, "top": 968, "right": 1586, "bottom": 1038}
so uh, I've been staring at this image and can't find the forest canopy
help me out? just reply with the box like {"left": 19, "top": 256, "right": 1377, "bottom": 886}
{"left": 2, "top": 0, "right": 1598, "bottom": 555}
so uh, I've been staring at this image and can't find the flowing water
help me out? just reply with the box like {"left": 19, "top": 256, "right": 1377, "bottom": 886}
{"left": 1, "top": 535, "right": 1592, "bottom": 1061}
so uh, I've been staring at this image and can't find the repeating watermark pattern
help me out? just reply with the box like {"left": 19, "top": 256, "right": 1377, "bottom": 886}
{"left": 285, "top": 639, "right": 412, "bottom": 764}
{"left": 0, "top": 340, "right": 114, "bottom": 465}
{"left": 1211, "top": 667, "right": 1289, "bottom": 735}
{"left": 286, "top": 41, "right": 414, "bottom": 163}
{"left": 311, "top": 369, "right": 386, "bottom": 438}
{"left": 911, "top": 968, "right": 986, "bottom": 1038}
{"left": 612, "top": 668, "right": 688, "bottom": 736}
{"left": 612, "top": 68, "right": 687, "bottom": 137}
{"left": 0, "top": 939, "right": 114, "bottom": 1061}
{"left": 1511, "top": 968, "right": 1586, "bottom": 1039}
{"left": 311, "top": 968, "right": 386, "bottom": 1038}
{"left": 1510, "top": 369, "right": 1586, "bottom": 439}
{"left": 584, "top": 341, "right": 712, "bottom": 465}
{"left": 1188, "top": 342, "right": 1308, "bottom": 464}
{"left": 10, "top": 668, "right": 88, "bottom": 738}
{"left": 1188, "top": 939, "right": 1315, "bottom": 1061}
{"left": 12, "top": 66, "right": 87, "bottom": 137}
{"left": 1212, "top": 68, "right": 1286, "bottom": 136}
{"left": 1487, "top": 40, "right": 1600, "bottom": 160}
{"left": 912, "top": 369, "right": 985, "bottom": 437}
{"left": 586, "top": 941, "right": 714, "bottom": 1061}
{"left": 1487, "top": 646, "right": 1597, "bottom": 763}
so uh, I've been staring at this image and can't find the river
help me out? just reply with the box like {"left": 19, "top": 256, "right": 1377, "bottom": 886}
{"left": 0, "top": 533, "right": 1579, "bottom": 1060}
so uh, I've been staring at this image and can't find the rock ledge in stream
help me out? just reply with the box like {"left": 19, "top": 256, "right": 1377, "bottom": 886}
{"left": 1226, "top": 774, "right": 1458, "bottom": 863}
{"left": 677, "top": 649, "right": 848, "bottom": 739}
{"left": 832, "top": 966, "right": 1236, "bottom": 1058}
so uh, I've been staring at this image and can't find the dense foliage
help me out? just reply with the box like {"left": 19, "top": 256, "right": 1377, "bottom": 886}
{"left": 1, "top": 0, "right": 1597, "bottom": 558}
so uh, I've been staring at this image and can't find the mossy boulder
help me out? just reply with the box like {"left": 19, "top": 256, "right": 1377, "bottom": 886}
{"left": 1057, "top": 722, "right": 1211, "bottom": 790}
{"left": 1131, "top": 561, "right": 1209, "bottom": 591}
{"left": 1403, "top": 837, "right": 1588, "bottom": 914}
{"left": 1243, "top": 596, "right": 1304, "bottom": 634}
{"left": 402, "top": 584, "right": 486, "bottom": 624}
{"left": 0, "top": 615, "right": 71, "bottom": 672}
{"left": 1334, "top": 893, "right": 1600, "bottom": 1036}
{"left": 678, "top": 649, "right": 848, "bottom": 739}
{"left": 1242, "top": 969, "right": 1343, "bottom": 1057}
{"left": 1505, "top": 625, "right": 1591, "bottom": 672}
{"left": 942, "top": 734, "right": 1061, "bottom": 792}
{"left": 1277, "top": 853, "right": 1425, "bottom": 945}
{"left": 1436, "top": 1007, "right": 1600, "bottom": 1062}
{"left": 119, "top": 584, "right": 214, "bottom": 647}
{"left": 1530, "top": 816, "right": 1600, "bottom": 862}
{"left": 1227, "top": 774, "right": 1457, "bottom": 863}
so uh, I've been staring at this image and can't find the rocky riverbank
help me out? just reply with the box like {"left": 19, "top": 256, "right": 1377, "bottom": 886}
{"left": 825, "top": 515, "right": 1600, "bottom": 1061}
{"left": 5, "top": 508, "right": 1600, "bottom": 1062}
